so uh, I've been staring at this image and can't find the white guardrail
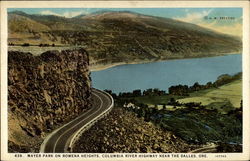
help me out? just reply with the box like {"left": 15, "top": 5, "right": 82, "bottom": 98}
{"left": 67, "top": 89, "right": 114, "bottom": 152}
{"left": 39, "top": 88, "right": 114, "bottom": 153}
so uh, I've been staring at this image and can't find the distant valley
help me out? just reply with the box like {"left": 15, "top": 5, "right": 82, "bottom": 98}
{"left": 8, "top": 11, "right": 242, "bottom": 68}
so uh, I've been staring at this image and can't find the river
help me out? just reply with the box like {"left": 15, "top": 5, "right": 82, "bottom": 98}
{"left": 91, "top": 54, "right": 242, "bottom": 94}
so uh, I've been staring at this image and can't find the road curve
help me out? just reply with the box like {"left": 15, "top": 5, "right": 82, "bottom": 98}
{"left": 40, "top": 88, "right": 113, "bottom": 153}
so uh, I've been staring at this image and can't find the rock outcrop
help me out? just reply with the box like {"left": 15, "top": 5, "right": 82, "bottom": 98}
{"left": 73, "top": 107, "right": 201, "bottom": 153}
{"left": 8, "top": 48, "right": 91, "bottom": 152}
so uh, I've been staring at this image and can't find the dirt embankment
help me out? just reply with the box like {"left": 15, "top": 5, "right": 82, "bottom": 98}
{"left": 8, "top": 49, "right": 91, "bottom": 152}
{"left": 73, "top": 107, "right": 201, "bottom": 153}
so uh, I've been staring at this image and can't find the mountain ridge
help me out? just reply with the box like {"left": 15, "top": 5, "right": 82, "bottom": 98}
{"left": 8, "top": 10, "right": 242, "bottom": 66}
{"left": 8, "top": 10, "right": 240, "bottom": 38}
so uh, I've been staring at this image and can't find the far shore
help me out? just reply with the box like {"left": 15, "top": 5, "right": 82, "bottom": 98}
{"left": 7, "top": 47, "right": 241, "bottom": 72}
{"left": 90, "top": 52, "right": 241, "bottom": 72}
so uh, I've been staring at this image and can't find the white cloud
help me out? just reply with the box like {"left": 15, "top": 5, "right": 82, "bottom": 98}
{"left": 40, "top": 10, "right": 89, "bottom": 18}
{"left": 62, "top": 10, "right": 89, "bottom": 18}
{"left": 174, "top": 9, "right": 242, "bottom": 37}
{"left": 40, "top": 10, "right": 61, "bottom": 17}
{"left": 196, "top": 16, "right": 242, "bottom": 37}
{"left": 198, "top": 21, "right": 242, "bottom": 37}
{"left": 174, "top": 9, "right": 213, "bottom": 23}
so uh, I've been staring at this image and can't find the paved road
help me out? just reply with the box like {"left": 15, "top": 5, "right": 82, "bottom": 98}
{"left": 40, "top": 88, "right": 113, "bottom": 153}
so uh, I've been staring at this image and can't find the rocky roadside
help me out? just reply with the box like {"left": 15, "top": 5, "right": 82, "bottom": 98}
{"left": 73, "top": 107, "right": 201, "bottom": 153}
{"left": 8, "top": 49, "right": 91, "bottom": 152}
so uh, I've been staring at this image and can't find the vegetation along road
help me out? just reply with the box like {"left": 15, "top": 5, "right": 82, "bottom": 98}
{"left": 40, "top": 89, "right": 114, "bottom": 153}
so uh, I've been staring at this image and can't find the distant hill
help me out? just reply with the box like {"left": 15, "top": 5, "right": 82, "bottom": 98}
{"left": 8, "top": 11, "right": 242, "bottom": 66}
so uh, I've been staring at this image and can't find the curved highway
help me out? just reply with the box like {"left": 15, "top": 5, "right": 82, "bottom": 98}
{"left": 40, "top": 88, "right": 113, "bottom": 153}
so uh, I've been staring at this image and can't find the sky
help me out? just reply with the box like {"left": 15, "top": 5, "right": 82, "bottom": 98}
{"left": 8, "top": 8, "right": 242, "bottom": 37}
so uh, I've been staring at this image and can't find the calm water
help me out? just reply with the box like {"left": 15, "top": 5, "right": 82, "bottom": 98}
{"left": 91, "top": 54, "right": 242, "bottom": 94}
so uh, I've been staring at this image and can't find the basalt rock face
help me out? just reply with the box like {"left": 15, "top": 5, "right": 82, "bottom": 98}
{"left": 8, "top": 48, "right": 91, "bottom": 152}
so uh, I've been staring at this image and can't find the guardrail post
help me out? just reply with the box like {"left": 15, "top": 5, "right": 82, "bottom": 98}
{"left": 68, "top": 89, "right": 114, "bottom": 153}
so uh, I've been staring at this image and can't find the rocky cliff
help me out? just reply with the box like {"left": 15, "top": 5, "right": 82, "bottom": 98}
{"left": 8, "top": 48, "right": 91, "bottom": 152}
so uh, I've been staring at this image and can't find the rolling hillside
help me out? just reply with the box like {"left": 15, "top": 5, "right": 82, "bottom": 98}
{"left": 8, "top": 11, "right": 242, "bottom": 66}
{"left": 177, "top": 79, "right": 242, "bottom": 111}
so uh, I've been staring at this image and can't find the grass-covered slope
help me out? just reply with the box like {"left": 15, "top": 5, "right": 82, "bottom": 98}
{"left": 8, "top": 11, "right": 242, "bottom": 67}
{"left": 122, "top": 77, "right": 242, "bottom": 111}
{"left": 113, "top": 75, "right": 242, "bottom": 151}
{"left": 178, "top": 80, "right": 242, "bottom": 109}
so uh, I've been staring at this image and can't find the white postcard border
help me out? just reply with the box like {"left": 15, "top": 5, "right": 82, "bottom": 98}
{"left": 1, "top": 1, "right": 249, "bottom": 161}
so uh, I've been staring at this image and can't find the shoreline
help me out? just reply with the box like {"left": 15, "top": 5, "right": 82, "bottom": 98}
{"left": 7, "top": 47, "right": 241, "bottom": 72}
{"left": 90, "top": 52, "right": 242, "bottom": 72}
